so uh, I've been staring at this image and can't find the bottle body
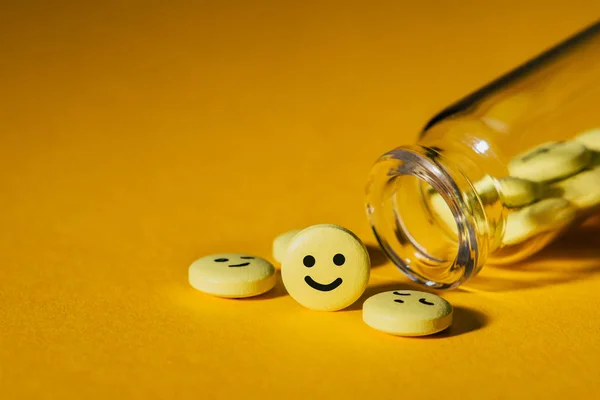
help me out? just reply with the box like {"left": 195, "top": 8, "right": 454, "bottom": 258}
{"left": 366, "top": 22, "right": 600, "bottom": 289}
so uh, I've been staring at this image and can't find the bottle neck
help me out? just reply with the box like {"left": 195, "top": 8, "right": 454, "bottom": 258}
{"left": 366, "top": 145, "right": 498, "bottom": 289}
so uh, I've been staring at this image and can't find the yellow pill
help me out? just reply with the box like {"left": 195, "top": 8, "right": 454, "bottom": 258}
{"left": 553, "top": 165, "right": 600, "bottom": 209}
{"left": 429, "top": 192, "right": 457, "bottom": 235}
{"left": 502, "top": 198, "right": 576, "bottom": 246}
{"left": 272, "top": 229, "right": 302, "bottom": 264}
{"left": 574, "top": 128, "right": 600, "bottom": 151}
{"left": 472, "top": 175, "right": 500, "bottom": 204}
{"left": 502, "top": 211, "right": 537, "bottom": 246}
{"left": 362, "top": 290, "right": 453, "bottom": 336}
{"left": 474, "top": 175, "right": 541, "bottom": 207}
{"left": 496, "top": 177, "right": 541, "bottom": 207}
{"left": 428, "top": 176, "right": 541, "bottom": 235}
{"left": 188, "top": 254, "right": 276, "bottom": 298}
{"left": 509, "top": 141, "right": 591, "bottom": 182}
{"left": 281, "top": 224, "right": 370, "bottom": 311}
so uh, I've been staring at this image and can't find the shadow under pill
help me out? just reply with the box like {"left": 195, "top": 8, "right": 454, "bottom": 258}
{"left": 417, "top": 306, "right": 488, "bottom": 339}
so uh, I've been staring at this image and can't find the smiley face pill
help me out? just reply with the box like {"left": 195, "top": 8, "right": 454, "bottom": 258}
{"left": 281, "top": 224, "right": 370, "bottom": 311}
{"left": 189, "top": 254, "right": 276, "bottom": 298}
{"left": 362, "top": 290, "right": 453, "bottom": 336}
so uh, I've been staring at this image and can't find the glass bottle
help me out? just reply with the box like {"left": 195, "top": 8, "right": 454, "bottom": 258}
{"left": 366, "top": 21, "right": 600, "bottom": 289}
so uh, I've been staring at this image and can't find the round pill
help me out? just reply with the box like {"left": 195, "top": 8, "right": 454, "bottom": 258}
{"left": 527, "top": 197, "right": 577, "bottom": 227}
{"left": 428, "top": 175, "right": 541, "bottom": 235}
{"left": 502, "top": 198, "right": 576, "bottom": 246}
{"left": 273, "top": 229, "right": 302, "bottom": 263}
{"left": 553, "top": 165, "right": 600, "bottom": 209}
{"left": 427, "top": 177, "right": 502, "bottom": 231}
{"left": 573, "top": 128, "right": 600, "bottom": 151}
{"left": 362, "top": 290, "right": 453, "bottom": 336}
{"left": 281, "top": 224, "right": 370, "bottom": 311}
{"left": 472, "top": 175, "right": 500, "bottom": 204}
{"left": 474, "top": 175, "right": 541, "bottom": 208}
{"left": 508, "top": 141, "right": 591, "bottom": 182}
{"left": 429, "top": 192, "right": 457, "bottom": 235}
{"left": 502, "top": 211, "right": 537, "bottom": 246}
{"left": 496, "top": 177, "right": 541, "bottom": 207}
{"left": 188, "top": 254, "right": 276, "bottom": 298}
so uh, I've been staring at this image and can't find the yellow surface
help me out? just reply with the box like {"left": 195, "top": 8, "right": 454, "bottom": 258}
{"left": 2, "top": 1, "right": 600, "bottom": 399}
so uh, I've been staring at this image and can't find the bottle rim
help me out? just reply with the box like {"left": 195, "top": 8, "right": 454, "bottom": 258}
{"left": 365, "top": 145, "right": 489, "bottom": 289}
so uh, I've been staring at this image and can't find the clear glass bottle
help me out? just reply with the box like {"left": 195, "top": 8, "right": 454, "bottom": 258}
{"left": 366, "top": 21, "right": 600, "bottom": 289}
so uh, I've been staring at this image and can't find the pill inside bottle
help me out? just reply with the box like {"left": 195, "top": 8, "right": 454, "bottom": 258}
{"left": 366, "top": 22, "right": 600, "bottom": 289}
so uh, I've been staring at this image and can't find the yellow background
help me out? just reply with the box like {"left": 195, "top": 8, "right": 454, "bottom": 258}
{"left": 2, "top": 1, "right": 600, "bottom": 398}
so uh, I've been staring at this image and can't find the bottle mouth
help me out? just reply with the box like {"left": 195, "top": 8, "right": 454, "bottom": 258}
{"left": 365, "top": 146, "right": 489, "bottom": 289}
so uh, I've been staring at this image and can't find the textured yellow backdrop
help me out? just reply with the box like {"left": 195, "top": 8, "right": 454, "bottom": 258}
{"left": 2, "top": 1, "right": 600, "bottom": 399}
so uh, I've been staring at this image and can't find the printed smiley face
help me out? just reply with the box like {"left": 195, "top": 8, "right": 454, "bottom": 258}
{"left": 362, "top": 290, "right": 453, "bottom": 336}
{"left": 213, "top": 255, "right": 255, "bottom": 268}
{"left": 281, "top": 225, "right": 370, "bottom": 311}
{"left": 188, "top": 253, "right": 276, "bottom": 298}
{"left": 302, "top": 253, "right": 345, "bottom": 291}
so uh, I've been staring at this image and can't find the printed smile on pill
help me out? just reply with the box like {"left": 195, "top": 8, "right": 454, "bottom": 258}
{"left": 280, "top": 224, "right": 370, "bottom": 311}
{"left": 304, "top": 276, "right": 343, "bottom": 291}
{"left": 228, "top": 262, "right": 250, "bottom": 267}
